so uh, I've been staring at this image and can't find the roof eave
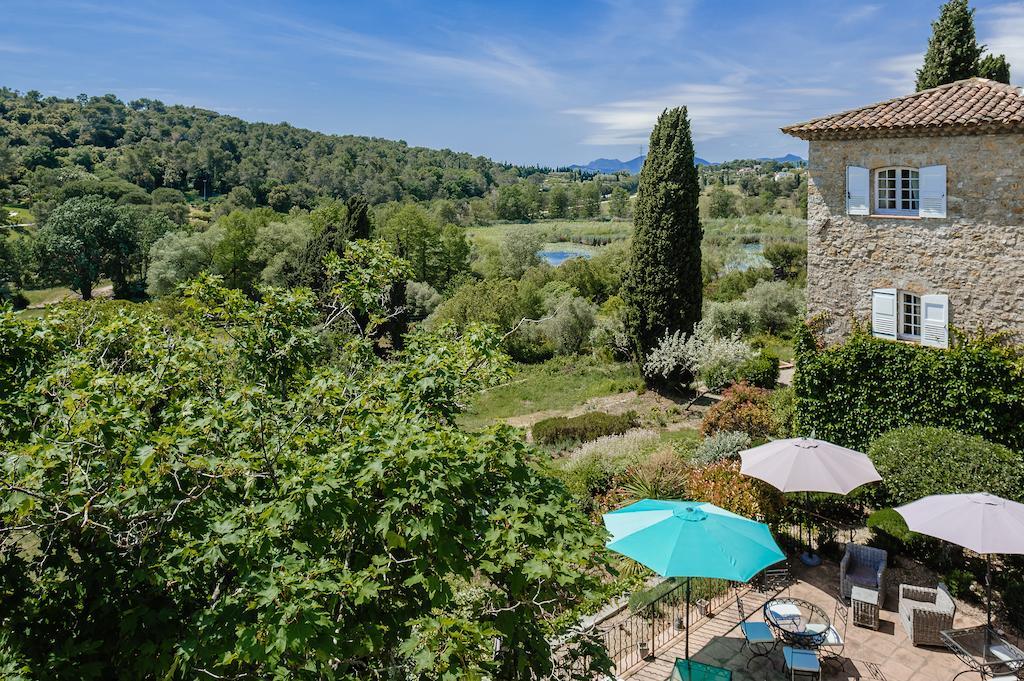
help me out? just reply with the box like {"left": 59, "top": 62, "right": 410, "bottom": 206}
{"left": 781, "top": 121, "right": 1024, "bottom": 142}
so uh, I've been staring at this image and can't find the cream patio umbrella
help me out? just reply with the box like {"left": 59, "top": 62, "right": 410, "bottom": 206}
{"left": 740, "top": 437, "right": 882, "bottom": 564}
{"left": 895, "top": 492, "right": 1024, "bottom": 632}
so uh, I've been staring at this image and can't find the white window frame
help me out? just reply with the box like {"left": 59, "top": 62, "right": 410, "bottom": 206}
{"left": 874, "top": 166, "right": 920, "bottom": 216}
{"left": 899, "top": 292, "right": 922, "bottom": 341}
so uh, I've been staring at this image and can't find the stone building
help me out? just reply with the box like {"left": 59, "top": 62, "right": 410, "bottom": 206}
{"left": 782, "top": 78, "right": 1024, "bottom": 346}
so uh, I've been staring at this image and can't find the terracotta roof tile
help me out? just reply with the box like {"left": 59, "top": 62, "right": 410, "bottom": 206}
{"left": 782, "top": 78, "right": 1024, "bottom": 140}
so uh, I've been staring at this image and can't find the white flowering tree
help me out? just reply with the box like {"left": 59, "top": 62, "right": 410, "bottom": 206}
{"left": 644, "top": 320, "right": 753, "bottom": 397}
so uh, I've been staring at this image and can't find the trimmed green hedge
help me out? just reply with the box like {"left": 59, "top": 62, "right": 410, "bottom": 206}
{"left": 868, "top": 426, "right": 1024, "bottom": 505}
{"left": 532, "top": 410, "right": 638, "bottom": 445}
{"left": 735, "top": 351, "right": 779, "bottom": 389}
{"left": 794, "top": 324, "right": 1024, "bottom": 451}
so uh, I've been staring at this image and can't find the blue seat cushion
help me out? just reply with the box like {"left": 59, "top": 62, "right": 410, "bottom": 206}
{"left": 784, "top": 647, "right": 821, "bottom": 672}
{"left": 740, "top": 621, "right": 775, "bottom": 644}
{"left": 847, "top": 564, "right": 879, "bottom": 587}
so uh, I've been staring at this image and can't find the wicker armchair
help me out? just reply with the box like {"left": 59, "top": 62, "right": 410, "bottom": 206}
{"left": 840, "top": 543, "right": 888, "bottom": 606}
{"left": 899, "top": 583, "right": 956, "bottom": 647}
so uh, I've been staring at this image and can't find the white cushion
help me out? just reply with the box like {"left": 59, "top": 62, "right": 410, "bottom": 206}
{"left": 741, "top": 621, "right": 775, "bottom": 644}
{"left": 768, "top": 603, "right": 802, "bottom": 621}
{"left": 804, "top": 623, "right": 843, "bottom": 646}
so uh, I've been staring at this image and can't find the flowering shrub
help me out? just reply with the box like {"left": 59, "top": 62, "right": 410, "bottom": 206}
{"left": 644, "top": 320, "right": 753, "bottom": 391}
{"left": 685, "top": 460, "right": 783, "bottom": 522}
{"left": 700, "top": 382, "right": 776, "bottom": 440}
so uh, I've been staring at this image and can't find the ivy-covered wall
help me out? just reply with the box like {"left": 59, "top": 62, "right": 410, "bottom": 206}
{"left": 794, "top": 322, "right": 1024, "bottom": 452}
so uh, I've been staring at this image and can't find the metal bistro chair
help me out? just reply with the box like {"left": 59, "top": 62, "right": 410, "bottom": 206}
{"left": 806, "top": 598, "right": 847, "bottom": 667}
{"left": 736, "top": 594, "right": 777, "bottom": 668}
{"left": 762, "top": 564, "right": 793, "bottom": 595}
{"left": 783, "top": 646, "right": 821, "bottom": 680}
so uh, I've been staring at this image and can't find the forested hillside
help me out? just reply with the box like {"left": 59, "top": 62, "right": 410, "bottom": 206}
{"left": 0, "top": 88, "right": 521, "bottom": 209}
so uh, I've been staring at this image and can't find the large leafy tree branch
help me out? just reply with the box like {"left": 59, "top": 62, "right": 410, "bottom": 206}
{"left": 0, "top": 251, "right": 609, "bottom": 678}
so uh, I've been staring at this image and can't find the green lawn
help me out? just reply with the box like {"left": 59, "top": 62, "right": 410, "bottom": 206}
{"left": 703, "top": 214, "right": 805, "bottom": 245}
{"left": 466, "top": 219, "right": 632, "bottom": 249}
{"left": 4, "top": 205, "right": 35, "bottom": 224}
{"left": 23, "top": 284, "right": 77, "bottom": 307}
{"left": 460, "top": 356, "right": 642, "bottom": 430}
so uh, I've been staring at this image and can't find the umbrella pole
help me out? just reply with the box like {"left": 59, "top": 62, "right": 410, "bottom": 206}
{"left": 986, "top": 554, "right": 992, "bottom": 642}
{"left": 685, "top": 577, "right": 691, "bottom": 663}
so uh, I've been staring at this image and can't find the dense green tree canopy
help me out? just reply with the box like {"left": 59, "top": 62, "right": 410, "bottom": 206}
{"left": 0, "top": 258, "right": 609, "bottom": 678}
{"left": 0, "top": 87, "right": 522, "bottom": 207}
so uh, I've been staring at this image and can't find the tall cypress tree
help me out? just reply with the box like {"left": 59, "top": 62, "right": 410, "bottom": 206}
{"left": 291, "top": 195, "right": 373, "bottom": 291}
{"left": 916, "top": 0, "right": 983, "bottom": 90}
{"left": 978, "top": 54, "right": 1011, "bottom": 85}
{"left": 622, "top": 107, "right": 702, "bottom": 384}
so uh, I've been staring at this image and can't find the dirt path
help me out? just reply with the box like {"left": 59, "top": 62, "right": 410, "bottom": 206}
{"left": 28, "top": 284, "right": 114, "bottom": 309}
{"left": 504, "top": 388, "right": 713, "bottom": 431}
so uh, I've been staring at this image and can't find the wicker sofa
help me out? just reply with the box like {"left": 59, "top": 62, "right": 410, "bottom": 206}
{"left": 899, "top": 583, "right": 956, "bottom": 647}
{"left": 840, "top": 543, "right": 888, "bottom": 605}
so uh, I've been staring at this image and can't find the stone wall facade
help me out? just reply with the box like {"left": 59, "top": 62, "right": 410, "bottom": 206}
{"left": 806, "top": 133, "right": 1024, "bottom": 343}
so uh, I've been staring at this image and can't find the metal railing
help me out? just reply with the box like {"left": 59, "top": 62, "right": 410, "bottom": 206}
{"left": 774, "top": 506, "right": 862, "bottom": 556}
{"left": 551, "top": 577, "right": 747, "bottom": 677}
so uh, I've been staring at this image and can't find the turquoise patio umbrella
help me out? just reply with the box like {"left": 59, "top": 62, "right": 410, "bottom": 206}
{"left": 603, "top": 499, "right": 785, "bottom": 663}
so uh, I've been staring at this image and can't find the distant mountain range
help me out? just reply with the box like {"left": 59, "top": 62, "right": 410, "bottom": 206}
{"left": 758, "top": 153, "right": 805, "bottom": 164}
{"left": 568, "top": 153, "right": 804, "bottom": 174}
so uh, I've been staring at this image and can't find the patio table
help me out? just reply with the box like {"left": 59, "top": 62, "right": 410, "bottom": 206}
{"left": 671, "top": 658, "right": 732, "bottom": 680}
{"left": 764, "top": 597, "right": 830, "bottom": 649}
{"left": 941, "top": 625, "right": 1024, "bottom": 680}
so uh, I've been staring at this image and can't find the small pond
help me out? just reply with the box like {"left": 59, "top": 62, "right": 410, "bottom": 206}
{"left": 539, "top": 249, "right": 593, "bottom": 267}
{"left": 728, "top": 242, "right": 768, "bottom": 271}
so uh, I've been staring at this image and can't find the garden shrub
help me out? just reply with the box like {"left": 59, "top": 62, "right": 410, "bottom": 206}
{"left": 762, "top": 240, "right": 806, "bottom": 281}
{"left": 685, "top": 460, "right": 783, "bottom": 522}
{"left": 1002, "top": 579, "right": 1024, "bottom": 630}
{"left": 700, "top": 382, "right": 776, "bottom": 440}
{"left": 703, "top": 299, "right": 753, "bottom": 338}
{"left": 768, "top": 385, "right": 797, "bottom": 438}
{"left": 553, "top": 450, "right": 620, "bottom": 502}
{"left": 943, "top": 568, "right": 975, "bottom": 600}
{"left": 620, "top": 449, "right": 689, "bottom": 501}
{"left": 868, "top": 426, "right": 1024, "bottom": 505}
{"left": 795, "top": 324, "right": 1024, "bottom": 451}
{"left": 532, "top": 410, "right": 638, "bottom": 445}
{"left": 743, "top": 280, "right": 804, "bottom": 335}
{"left": 691, "top": 431, "right": 751, "bottom": 466}
{"left": 704, "top": 267, "right": 772, "bottom": 302}
{"left": 551, "top": 429, "right": 660, "bottom": 515}
{"left": 866, "top": 507, "right": 919, "bottom": 556}
{"left": 734, "top": 351, "right": 779, "bottom": 388}
{"left": 628, "top": 577, "right": 729, "bottom": 613}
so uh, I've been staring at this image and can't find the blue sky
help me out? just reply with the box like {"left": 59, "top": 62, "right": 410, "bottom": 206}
{"left": 3, "top": 1, "right": 1023, "bottom": 165}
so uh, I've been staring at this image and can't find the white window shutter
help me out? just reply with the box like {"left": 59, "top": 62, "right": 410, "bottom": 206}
{"left": 871, "top": 288, "right": 898, "bottom": 340}
{"left": 846, "top": 166, "right": 869, "bottom": 215}
{"left": 921, "top": 294, "right": 950, "bottom": 348}
{"left": 919, "top": 165, "right": 947, "bottom": 218}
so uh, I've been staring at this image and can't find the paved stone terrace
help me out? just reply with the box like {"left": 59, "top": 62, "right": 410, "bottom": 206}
{"left": 621, "top": 559, "right": 987, "bottom": 681}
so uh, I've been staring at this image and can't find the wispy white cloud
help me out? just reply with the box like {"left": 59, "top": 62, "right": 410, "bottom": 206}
{"left": 840, "top": 4, "right": 882, "bottom": 24}
{"left": 594, "top": 0, "right": 696, "bottom": 47}
{"left": 0, "top": 40, "right": 41, "bottom": 54}
{"left": 563, "top": 83, "right": 785, "bottom": 145}
{"left": 979, "top": 2, "right": 1024, "bottom": 85}
{"left": 262, "top": 15, "right": 557, "bottom": 97}
{"left": 779, "top": 87, "right": 852, "bottom": 97}
{"left": 875, "top": 52, "right": 922, "bottom": 93}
